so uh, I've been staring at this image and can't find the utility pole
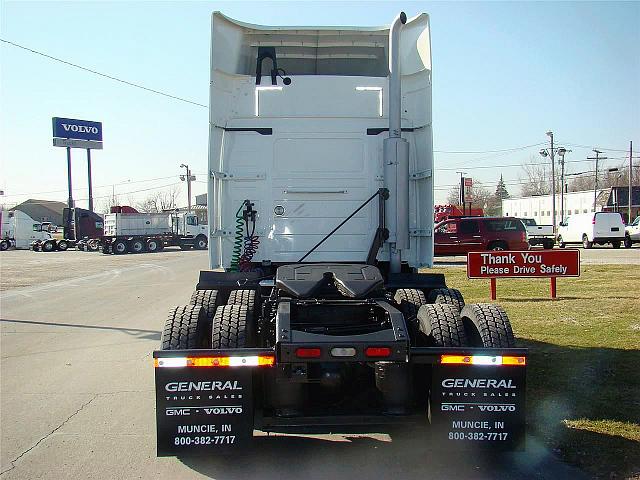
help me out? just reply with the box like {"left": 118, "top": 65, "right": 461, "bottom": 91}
{"left": 588, "top": 149, "right": 608, "bottom": 212}
{"left": 557, "top": 148, "right": 571, "bottom": 221}
{"left": 456, "top": 171, "right": 467, "bottom": 215}
{"left": 630, "top": 141, "right": 633, "bottom": 224}
{"left": 546, "top": 131, "right": 556, "bottom": 234}
{"left": 180, "top": 164, "right": 193, "bottom": 213}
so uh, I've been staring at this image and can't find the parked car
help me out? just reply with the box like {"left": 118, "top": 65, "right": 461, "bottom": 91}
{"left": 519, "top": 218, "right": 555, "bottom": 249}
{"left": 434, "top": 216, "right": 529, "bottom": 255}
{"left": 557, "top": 212, "right": 625, "bottom": 249}
{"left": 625, "top": 216, "right": 640, "bottom": 248}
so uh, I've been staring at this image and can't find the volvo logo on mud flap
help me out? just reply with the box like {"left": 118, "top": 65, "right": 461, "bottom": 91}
{"left": 477, "top": 405, "right": 516, "bottom": 412}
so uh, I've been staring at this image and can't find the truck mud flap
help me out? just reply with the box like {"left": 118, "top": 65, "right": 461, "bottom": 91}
{"left": 154, "top": 348, "right": 274, "bottom": 456}
{"left": 428, "top": 349, "right": 526, "bottom": 450}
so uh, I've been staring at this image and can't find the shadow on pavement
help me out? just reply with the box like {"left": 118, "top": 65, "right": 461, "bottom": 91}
{"left": 0, "top": 318, "right": 161, "bottom": 341}
{"left": 179, "top": 431, "right": 586, "bottom": 480}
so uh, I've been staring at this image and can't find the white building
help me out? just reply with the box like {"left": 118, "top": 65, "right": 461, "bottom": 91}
{"left": 502, "top": 189, "right": 609, "bottom": 225}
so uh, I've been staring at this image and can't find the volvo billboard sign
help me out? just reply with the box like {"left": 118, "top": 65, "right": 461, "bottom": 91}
{"left": 52, "top": 117, "right": 103, "bottom": 216}
{"left": 52, "top": 117, "right": 103, "bottom": 149}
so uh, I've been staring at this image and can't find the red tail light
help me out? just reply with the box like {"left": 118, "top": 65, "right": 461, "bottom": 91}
{"left": 365, "top": 346, "right": 391, "bottom": 358}
{"left": 296, "top": 347, "right": 321, "bottom": 358}
{"left": 592, "top": 215, "right": 596, "bottom": 224}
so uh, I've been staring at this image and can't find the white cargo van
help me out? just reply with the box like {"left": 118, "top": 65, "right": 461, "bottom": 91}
{"left": 557, "top": 212, "right": 625, "bottom": 249}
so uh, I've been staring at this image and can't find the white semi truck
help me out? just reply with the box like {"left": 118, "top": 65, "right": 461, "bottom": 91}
{"left": 153, "top": 11, "right": 527, "bottom": 457}
{"left": 0, "top": 209, "right": 53, "bottom": 250}
{"left": 101, "top": 211, "right": 208, "bottom": 254}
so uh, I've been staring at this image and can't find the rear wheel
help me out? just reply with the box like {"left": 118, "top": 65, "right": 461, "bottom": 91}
{"left": 393, "top": 289, "right": 427, "bottom": 322}
{"left": 543, "top": 239, "right": 555, "bottom": 249}
{"left": 227, "top": 289, "right": 256, "bottom": 313}
{"left": 624, "top": 236, "right": 632, "bottom": 248}
{"left": 57, "top": 240, "right": 69, "bottom": 251}
{"left": 113, "top": 240, "right": 128, "bottom": 255}
{"left": 488, "top": 241, "right": 507, "bottom": 251}
{"left": 0, "top": 240, "right": 9, "bottom": 251}
{"left": 146, "top": 238, "right": 160, "bottom": 253}
{"left": 582, "top": 234, "right": 593, "bottom": 249}
{"left": 427, "top": 288, "right": 464, "bottom": 312}
{"left": 557, "top": 235, "right": 566, "bottom": 248}
{"left": 417, "top": 304, "right": 468, "bottom": 347}
{"left": 42, "top": 240, "right": 55, "bottom": 252}
{"left": 160, "top": 305, "right": 208, "bottom": 350}
{"left": 194, "top": 235, "right": 208, "bottom": 250}
{"left": 611, "top": 240, "right": 621, "bottom": 249}
{"left": 190, "top": 289, "right": 221, "bottom": 320}
{"left": 129, "top": 239, "right": 145, "bottom": 254}
{"left": 460, "top": 303, "right": 515, "bottom": 348}
{"left": 211, "top": 305, "right": 250, "bottom": 348}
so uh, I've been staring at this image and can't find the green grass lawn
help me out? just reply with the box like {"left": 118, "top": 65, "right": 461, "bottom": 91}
{"left": 424, "top": 264, "right": 640, "bottom": 478}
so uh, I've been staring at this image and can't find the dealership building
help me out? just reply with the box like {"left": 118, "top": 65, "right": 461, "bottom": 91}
{"left": 502, "top": 186, "right": 640, "bottom": 224}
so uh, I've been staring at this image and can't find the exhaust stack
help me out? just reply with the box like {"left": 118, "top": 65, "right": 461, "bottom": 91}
{"left": 384, "top": 12, "right": 409, "bottom": 274}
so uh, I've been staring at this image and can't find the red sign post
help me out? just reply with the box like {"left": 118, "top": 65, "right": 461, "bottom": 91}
{"left": 467, "top": 250, "right": 580, "bottom": 300}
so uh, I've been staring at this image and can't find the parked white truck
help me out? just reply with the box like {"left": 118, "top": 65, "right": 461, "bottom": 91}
{"left": 101, "top": 211, "right": 208, "bottom": 254}
{"left": 519, "top": 218, "right": 555, "bottom": 249}
{"left": 152, "top": 11, "right": 528, "bottom": 459}
{"left": 0, "top": 210, "right": 52, "bottom": 250}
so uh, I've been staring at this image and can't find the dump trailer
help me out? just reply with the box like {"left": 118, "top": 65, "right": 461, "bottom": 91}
{"left": 101, "top": 211, "right": 208, "bottom": 254}
{"left": 154, "top": 11, "right": 527, "bottom": 457}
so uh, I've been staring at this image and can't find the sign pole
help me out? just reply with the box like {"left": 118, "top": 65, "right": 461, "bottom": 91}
{"left": 490, "top": 278, "right": 497, "bottom": 300}
{"left": 87, "top": 148, "right": 94, "bottom": 212}
{"left": 66, "top": 146, "right": 74, "bottom": 239}
{"left": 550, "top": 277, "right": 557, "bottom": 299}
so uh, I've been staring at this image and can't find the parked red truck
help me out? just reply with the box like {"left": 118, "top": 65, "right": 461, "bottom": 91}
{"left": 434, "top": 204, "right": 484, "bottom": 223}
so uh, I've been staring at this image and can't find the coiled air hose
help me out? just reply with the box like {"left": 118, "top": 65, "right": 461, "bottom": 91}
{"left": 239, "top": 214, "right": 260, "bottom": 272}
{"left": 229, "top": 200, "right": 260, "bottom": 272}
{"left": 229, "top": 203, "right": 245, "bottom": 272}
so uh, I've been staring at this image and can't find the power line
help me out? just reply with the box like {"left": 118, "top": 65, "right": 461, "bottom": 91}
{"left": 3, "top": 183, "right": 182, "bottom": 206}
{"left": 1, "top": 175, "right": 180, "bottom": 198}
{"left": 0, "top": 39, "right": 208, "bottom": 109}
{"left": 434, "top": 142, "right": 546, "bottom": 154}
{"left": 557, "top": 141, "right": 634, "bottom": 153}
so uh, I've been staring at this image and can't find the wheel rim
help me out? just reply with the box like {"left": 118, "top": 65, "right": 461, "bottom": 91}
{"left": 198, "top": 239, "right": 207, "bottom": 249}
{"left": 116, "top": 243, "right": 126, "bottom": 253}
{"left": 133, "top": 242, "right": 143, "bottom": 252}
{"left": 148, "top": 241, "right": 157, "bottom": 251}
{"left": 492, "top": 245, "right": 505, "bottom": 251}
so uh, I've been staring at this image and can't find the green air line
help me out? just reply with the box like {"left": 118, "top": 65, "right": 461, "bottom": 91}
{"left": 229, "top": 202, "right": 245, "bottom": 272}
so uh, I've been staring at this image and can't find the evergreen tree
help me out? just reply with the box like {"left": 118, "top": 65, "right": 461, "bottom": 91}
{"left": 495, "top": 174, "right": 510, "bottom": 200}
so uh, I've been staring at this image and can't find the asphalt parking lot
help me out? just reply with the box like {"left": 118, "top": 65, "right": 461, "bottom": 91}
{"left": 0, "top": 247, "right": 621, "bottom": 479}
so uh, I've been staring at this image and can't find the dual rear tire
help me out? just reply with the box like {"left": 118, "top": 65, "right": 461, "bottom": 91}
{"left": 161, "top": 289, "right": 255, "bottom": 351}
{"left": 416, "top": 303, "right": 514, "bottom": 348}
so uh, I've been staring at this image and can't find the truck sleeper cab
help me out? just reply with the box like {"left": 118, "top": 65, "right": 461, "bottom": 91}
{"left": 154, "top": 11, "right": 527, "bottom": 457}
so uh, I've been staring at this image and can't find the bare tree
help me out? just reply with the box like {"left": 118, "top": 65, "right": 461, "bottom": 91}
{"left": 566, "top": 162, "right": 639, "bottom": 193}
{"left": 99, "top": 194, "right": 120, "bottom": 214}
{"left": 136, "top": 185, "right": 182, "bottom": 213}
{"left": 445, "top": 181, "right": 495, "bottom": 212}
{"left": 519, "top": 159, "right": 551, "bottom": 196}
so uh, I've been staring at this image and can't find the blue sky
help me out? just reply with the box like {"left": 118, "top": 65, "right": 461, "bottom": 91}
{"left": 1, "top": 1, "right": 638, "bottom": 209}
